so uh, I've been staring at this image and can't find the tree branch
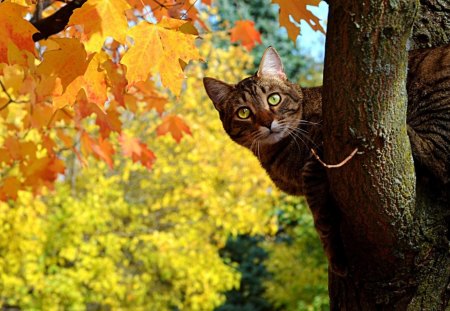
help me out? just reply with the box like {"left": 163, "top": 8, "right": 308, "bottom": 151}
{"left": 31, "top": 0, "right": 86, "bottom": 42}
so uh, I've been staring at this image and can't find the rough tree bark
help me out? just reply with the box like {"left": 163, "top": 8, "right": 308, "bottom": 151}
{"left": 322, "top": 0, "right": 450, "bottom": 310}
{"left": 412, "top": 0, "right": 450, "bottom": 49}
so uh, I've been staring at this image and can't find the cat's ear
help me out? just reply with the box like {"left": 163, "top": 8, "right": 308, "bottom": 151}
{"left": 203, "top": 77, "right": 234, "bottom": 110}
{"left": 257, "top": 47, "right": 286, "bottom": 80}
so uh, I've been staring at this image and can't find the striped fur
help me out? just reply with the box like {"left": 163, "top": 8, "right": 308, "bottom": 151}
{"left": 407, "top": 44, "right": 450, "bottom": 184}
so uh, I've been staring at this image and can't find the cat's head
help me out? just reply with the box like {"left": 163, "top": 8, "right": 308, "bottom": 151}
{"left": 203, "top": 47, "right": 304, "bottom": 150}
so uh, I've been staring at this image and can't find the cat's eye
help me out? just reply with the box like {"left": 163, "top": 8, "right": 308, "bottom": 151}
{"left": 268, "top": 93, "right": 281, "bottom": 106}
{"left": 237, "top": 107, "right": 251, "bottom": 119}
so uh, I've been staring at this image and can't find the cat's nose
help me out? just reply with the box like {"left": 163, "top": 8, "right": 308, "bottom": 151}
{"left": 258, "top": 112, "right": 274, "bottom": 130}
{"left": 262, "top": 122, "right": 272, "bottom": 131}
{"left": 260, "top": 119, "right": 273, "bottom": 131}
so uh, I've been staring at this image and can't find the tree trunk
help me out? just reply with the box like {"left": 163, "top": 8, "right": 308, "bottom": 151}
{"left": 322, "top": 0, "right": 450, "bottom": 309}
{"left": 412, "top": 0, "right": 450, "bottom": 49}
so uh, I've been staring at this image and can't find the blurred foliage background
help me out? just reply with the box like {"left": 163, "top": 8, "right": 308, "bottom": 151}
{"left": 0, "top": 2, "right": 328, "bottom": 310}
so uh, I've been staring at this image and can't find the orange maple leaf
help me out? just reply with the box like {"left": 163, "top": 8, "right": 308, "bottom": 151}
{"left": 103, "top": 60, "right": 128, "bottom": 106}
{"left": 81, "top": 132, "right": 115, "bottom": 168}
{"left": 50, "top": 50, "right": 108, "bottom": 109}
{"left": 37, "top": 38, "right": 89, "bottom": 90}
{"left": 230, "top": 20, "right": 262, "bottom": 51}
{"left": 69, "top": 0, "right": 131, "bottom": 52}
{"left": 2, "top": 137, "right": 37, "bottom": 162}
{"left": 156, "top": 115, "right": 191, "bottom": 143}
{"left": 121, "top": 18, "right": 200, "bottom": 95}
{"left": 134, "top": 81, "right": 168, "bottom": 115}
{"left": 119, "top": 133, "right": 142, "bottom": 158}
{"left": 24, "top": 102, "right": 54, "bottom": 129}
{"left": 119, "top": 133, "right": 156, "bottom": 169}
{"left": 76, "top": 96, "right": 121, "bottom": 138}
{"left": 0, "top": 177, "right": 21, "bottom": 201}
{"left": 0, "top": 2, "right": 37, "bottom": 64}
{"left": 22, "top": 156, "right": 66, "bottom": 193}
{"left": 141, "top": 0, "right": 208, "bottom": 29}
{"left": 272, "top": 0, "right": 325, "bottom": 42}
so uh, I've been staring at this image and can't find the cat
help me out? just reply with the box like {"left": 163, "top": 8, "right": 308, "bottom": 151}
{"left": 203, "top": 46, "right": 450, "bottom": 276}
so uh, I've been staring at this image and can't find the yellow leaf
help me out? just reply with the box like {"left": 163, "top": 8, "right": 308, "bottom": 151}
{"left": 52, "top": 52, "right": 107, "bottom": 109}
{"left": 272, "top": 0, "right": 325, "bottom": 42}
{"left": 121, "top": 18, "right": 200, "bottom": 95}
{"left": 52, "top": 76, "right": 84, "bottom": 109}
{"left": 37, "top": 38, "right": 88, "bottom": 90}
{"left": 0, "top": 2, "right": 37, "bottom": 64}
{"left": 69, "top": 0, "right": 131, "bottom": 52}
{"left": 0, "top": 64, "right": 25, "bottom": 99}
{"left": 83, "top": 52, "right": 108, "bottom": 108}
{"left": 7, "top": 42, "right": 35, "bottom": 68}
{"left": 35, "top": 75, "right": 60, "bottom": 102}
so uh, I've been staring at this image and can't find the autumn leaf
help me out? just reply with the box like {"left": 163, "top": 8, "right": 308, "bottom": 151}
{"left": 51, "top": 51, "right": 108, "bottom": 109}
{"left": 121, "top": 18, "right": 200, "bottom": 95}
{"left": 0, "top": 177, "right": 21, "bottom": 201}
{"left": 95, "top": 104, "right": 122, "bottom": 138}
{"left": 156, "top": 115, "right": 191, "bottom": 143}
{"left": 103, "top": 60, "right": 128, "bottom": 106}
{"left": 37, "top": 38, "right": 89, "bottom": 90}
{"left": 92, "top": 138, "right": 115, "bottom": 168}
{"left": 0, "top": 2, "right": 37, "bottom": 64}
{"left": 272, "top": 0, "right": 325, "bottom": 42}
{"left": 83, "top": 52, "right": 108, "bottom": 108}
{"left": 75, "top": 95, "right": 121, "bottom": 138}
{"left": 52, "top": 76, "right": 84, "bottom": 109}
{"left": 140, "top": 0, "right": 208, "bottom": 29}
{"left": 133, "top": 81, "right": 168, "bottom": 114}
{"left": 80, "top": 132, "right": 115, "bottom": 168}
{"left": 0, "top": 64, "right": 26, "bottom": 99}
{"left": 24, "top": 102, "right": 54, "bottom": 129}
{"left": 69, "top": 0, "right": 131, "bottom": 52}
{"left": 230, "top": 20, "right": 262, "bottom": 51}
{"left": 7, "top": 42, "right": 35, "bottom": 68}
{"left": 119, "top": 133, "right": 141, "bottom": 158}
{"left": 22, "top": 156, "right": 66, "bottom": 192}
{"left": 2, "top": 137, "right": 37, "bottom": 162}
{"left": 119, "top": 133, "right": 156, "bottom": 169}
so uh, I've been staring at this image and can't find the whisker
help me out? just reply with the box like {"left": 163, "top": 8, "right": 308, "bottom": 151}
{"left": 288, "top": 132, "right": 303, "bottom": 154}
{"left": 298, "top": 120, "right": 321, "bottom": 126}
{"left": 291, "top": 128, "right": 320, "bottom": 150}
{"left": 283, "top": 125, "right": 320, "bottom": 150}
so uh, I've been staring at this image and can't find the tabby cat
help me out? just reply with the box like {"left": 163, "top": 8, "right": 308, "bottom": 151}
{"left": 203, "top": 46, "right": 450, "bottom": 275}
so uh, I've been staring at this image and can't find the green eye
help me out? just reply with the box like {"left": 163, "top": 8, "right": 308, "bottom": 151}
{"left": 237, "top": 107, "right": 251, "bottom": 119}
{"left": 268, "top": 93, "right": 281, "bottom": 106}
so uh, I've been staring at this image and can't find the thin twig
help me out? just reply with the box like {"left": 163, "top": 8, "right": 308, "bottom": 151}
{"left": 181, "top": 0, "right": 198, "bottom": 19}
{"left": 0, "top": 80, "right": 13, "bottom": 103}
{"left": 311, "top": 147, "right": 358, "bottom": 169}
{"left": 0, "top": 80, "right": 29, "bottom": 110}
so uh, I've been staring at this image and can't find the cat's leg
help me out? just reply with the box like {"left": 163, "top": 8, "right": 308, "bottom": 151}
{"left": 407, "top": 125, "right": 450, "bottom": 185}
{"left": 302, "top": 159, "right": 348, "bottom": 276}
